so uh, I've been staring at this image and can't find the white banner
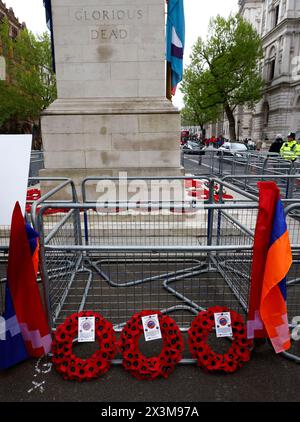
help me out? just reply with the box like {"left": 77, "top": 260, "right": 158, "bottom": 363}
{"left": 0, "top": 135, "right": 32, "bottom": 226}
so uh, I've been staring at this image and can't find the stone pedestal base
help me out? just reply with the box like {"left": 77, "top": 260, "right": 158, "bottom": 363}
{"left": 39, "top": 167, "right": 185, "bottom": 201}
{"left": 41, "top": 97, "right": 183, "bottom": 199}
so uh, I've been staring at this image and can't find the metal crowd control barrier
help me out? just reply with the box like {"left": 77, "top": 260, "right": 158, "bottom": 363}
{"left": 35, "top": 201, "right": 257, "bottom": 334}
{"left": 30, "top": 177, "right": 79, "bottom": 230}
{"left": 221, "top": 174, "right": 300, "bottom": 202}
{"left": 34, "top": 177, "right": 258, "bottom": 342}
{"left": 28, "top": 151, "right": 44, "bottom": 185}
{"left": 31, "top": 175, "right": 300, "bottom": 364}
{"left": 0, "top": 177, "right": 78, "bottom": 316}
{"left": 193, "top": 149, "right": 299, "bottom": 179}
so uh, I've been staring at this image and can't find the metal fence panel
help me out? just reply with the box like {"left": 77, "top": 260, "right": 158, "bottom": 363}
{"left": 36, "top": 189, "right": 256, "bottom": 337}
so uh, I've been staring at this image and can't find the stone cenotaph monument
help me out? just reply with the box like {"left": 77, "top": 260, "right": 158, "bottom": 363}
{"left": 41, "top": 0, "right": 182, "bottom": 189}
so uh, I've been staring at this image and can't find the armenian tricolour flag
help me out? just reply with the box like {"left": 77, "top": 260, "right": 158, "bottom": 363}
{"left": 247, "top": 182, "right": 292, "bottom": 353}
{"left": 166, "top": 0, "right": 185, "bottom": 95}
{"left": 260, "top": 192, "right": 292, "bottom": 353}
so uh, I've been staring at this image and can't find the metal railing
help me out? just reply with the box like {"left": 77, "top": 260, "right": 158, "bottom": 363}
{"left": 34, "top": 178, "right": 258, "bottom": 340}
{"left": 221, "top": 174, "right": 300, "bottom": 202}
{"left": 192, "top": 150, "right": 299, "bottom": 178}
{"left": 31, "top": 175, "right": 300, "bottom": 364}
{"left": 28, "top": 151, "right": 44, "bottom": 185}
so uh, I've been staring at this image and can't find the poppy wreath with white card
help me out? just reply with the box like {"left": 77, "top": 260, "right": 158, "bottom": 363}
{"left": 52, "top": 311, "right": 116, "bottom": 382}
{"left": 119, "top": 310, "right": 184, "bottom": 380}
{"left": 188, "top": 306, "right": 253, "bottom": 374}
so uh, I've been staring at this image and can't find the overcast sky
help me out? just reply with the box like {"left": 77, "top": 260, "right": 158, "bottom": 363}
{"left": 4, "top": 0, "right": 239, "bottom": 108}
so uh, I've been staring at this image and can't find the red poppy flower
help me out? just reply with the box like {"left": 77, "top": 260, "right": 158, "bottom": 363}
{"left": 205, "top": 355, "right": 224, "bottom": 372}
{"left": 207, "top": 306, "right": 227, "bottom": 315}
{"left": 222, "top": 360, "right": 238, "bottom": 373}
{"left": 198, "top": 317, "right": 211, "bottom": 331}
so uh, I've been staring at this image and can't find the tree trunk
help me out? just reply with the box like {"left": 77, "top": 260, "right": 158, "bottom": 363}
{"left": 200, "top": 124, "right": 206, "bottom": 141}
{"left": 224, "top": 103, "right": 236, "bottom": 141}
{"left": 32, "top": 119, "right": 43, "bottom": 150}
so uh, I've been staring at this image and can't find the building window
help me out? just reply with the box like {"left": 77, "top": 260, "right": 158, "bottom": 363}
{"left": 274, "top": 4, "right": 280, "bottom": 27}
{"left": 11, "top": 26, "right": 18, "bottom": 39}
{"left": 269, "top": 59, "right": 276, "bottom": 80}
{"left": 267, "top": 46, "right": 277, "bottom": 81}
{"left": 263, "top": 102, "right": 270, "bottom": 126}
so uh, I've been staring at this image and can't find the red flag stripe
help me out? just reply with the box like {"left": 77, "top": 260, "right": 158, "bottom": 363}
{"left": 7, "top": 202, "right": 51, "bottom": 357}
{"left": 247, "top": 182, "right": 280, "bottom": 339}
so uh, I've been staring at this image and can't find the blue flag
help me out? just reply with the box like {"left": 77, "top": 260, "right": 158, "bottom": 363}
{"left": 166, "top": 0, "right": 185, "bottom": 95}
{"left": 43, "top": 0, "right": 56, "bottom": 73}
{"left": 0, "top": 285, "right": 29, "bottom": 370}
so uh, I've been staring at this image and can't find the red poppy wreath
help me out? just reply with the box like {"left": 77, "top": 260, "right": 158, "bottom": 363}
{"left": 52, "top": 311, "right": 116, "bottom": 382}
{"left": 188, "top": 306, "right": 253, "bottom": 374}
{"left": 119, "top": 310, "right": 184, "bottom": 380}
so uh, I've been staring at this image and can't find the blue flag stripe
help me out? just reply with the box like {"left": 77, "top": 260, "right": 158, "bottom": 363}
{"left": 270, "top": 200, "right": 287, "bottom": 246}
{"left": 166, "top": 0, "right": 185, "bottom": 90}
{"left": 269, "top": 198, "right": 289, "bottom": 303}
{"left": 0, "top": 286, "right": 28, "bottom": 370}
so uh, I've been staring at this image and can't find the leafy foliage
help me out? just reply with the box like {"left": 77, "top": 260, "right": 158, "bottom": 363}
{"left": 182, "top": 14, "right": 265, "bottom": 140}
{"left": 0, "top": 18, "right": 56, "bottom": 134}
{"left": 181, "top": 67, "right": 222, "bottom": 136}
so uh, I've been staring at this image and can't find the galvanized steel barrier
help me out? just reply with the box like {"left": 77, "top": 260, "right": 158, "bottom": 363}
{"left": 28, "top": 151, "right": 44, "bottom": 185}
{"left": 33, "top": 177, "right": 257, "bottom": 336}
{"left": 192, "top": 149, "right": 299, "bottom": 179}
{"left": 31, "top": 175, "right": 300, "bottom": 363}
{"left": 221, "top": 174, "right": 300, "bottom": 201}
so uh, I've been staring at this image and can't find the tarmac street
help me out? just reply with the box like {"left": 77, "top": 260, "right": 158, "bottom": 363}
{"left": 0, "top": 341, "right": 300, "bottom": 402}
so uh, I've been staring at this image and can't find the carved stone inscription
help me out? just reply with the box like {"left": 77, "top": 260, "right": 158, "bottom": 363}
{"left": 74, "top": 7, "right": 146, "bottom": 42}
{"left": 74, "top": 8, "right": 144, "bottom": 22}
{"left": 91, "top": 28, "right": 128, "bottom": 41}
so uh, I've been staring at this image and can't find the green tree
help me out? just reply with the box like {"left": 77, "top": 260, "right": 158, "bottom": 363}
{"left": 185, "top": 14, "right": 264, "bottom": 141}
{"left": 181, "top": 67, "right": 222, "bottom": 139}
{"left": 0, "top": 18, "right": 56, "bottom": 148}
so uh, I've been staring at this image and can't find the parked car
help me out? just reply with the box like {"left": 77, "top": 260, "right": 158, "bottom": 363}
{"left": 182, "top": 141, "right": 204, "bottom": 155}
{"left": 217, "top": 142, "right": 248, "bottom": 157}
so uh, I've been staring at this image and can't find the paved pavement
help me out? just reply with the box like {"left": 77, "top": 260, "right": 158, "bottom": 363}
{"left": 1, "top": 341, "right": 300, "bottom": 402}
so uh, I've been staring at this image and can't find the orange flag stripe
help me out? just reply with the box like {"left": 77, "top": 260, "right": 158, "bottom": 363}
{"left": 260, "top": 230, "right": 292, "bottom": 353}
{"left": 261, "top": 231, "right": 292, "bottom": 298}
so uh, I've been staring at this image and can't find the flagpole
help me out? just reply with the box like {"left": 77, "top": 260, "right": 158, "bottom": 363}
{"left": 166, "top": 62, "right": 172, "bottom": 101}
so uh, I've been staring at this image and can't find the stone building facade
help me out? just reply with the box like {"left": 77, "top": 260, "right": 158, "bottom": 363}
{"left": 0, "top": 1, "right": 25, "bottom": 39}
{"left": 207, "top": 0, "right": 300, "bottom": 143}
{"left": 0, "top": 2, "right": 31, "bottom": 136}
